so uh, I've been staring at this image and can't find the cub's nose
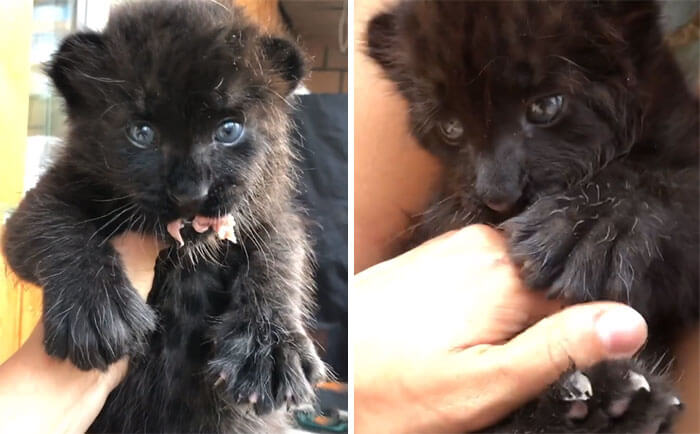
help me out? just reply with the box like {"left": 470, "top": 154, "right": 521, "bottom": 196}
{"left": 477, "top": 188, "right": 522, "bottom": 214}
{"left": 484, "top": 198, "right": 515, "bottom": 214}
{"left": 169, "top": 185, "right": 209, "bottom": 215}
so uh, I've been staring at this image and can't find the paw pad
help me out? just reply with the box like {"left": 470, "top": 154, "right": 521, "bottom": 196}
{"left": 566, "top": 401, "right": 589, "bottom": 420}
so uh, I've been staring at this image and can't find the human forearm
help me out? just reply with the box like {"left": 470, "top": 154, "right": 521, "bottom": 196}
{"left": 0, "top": 324, "right": 126, "bottom": 433}
{"left": 0, "top": 232, "right": 161, "bottom": 433}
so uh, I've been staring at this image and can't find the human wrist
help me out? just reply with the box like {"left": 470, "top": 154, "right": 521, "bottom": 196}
{"left": 0, "top": 323, "right": 126, "bottom": 433}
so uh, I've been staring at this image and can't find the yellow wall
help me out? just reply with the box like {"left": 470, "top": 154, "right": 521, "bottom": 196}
{"left": 0, "top": 0, "right": 31, "bottom": 206}
{"left": 0, "top": 0, "right": 35, "bottom": 364}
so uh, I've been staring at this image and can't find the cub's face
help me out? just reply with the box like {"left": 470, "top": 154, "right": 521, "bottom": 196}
{"left": 49, "top": 0, "right": 304, "bottom": 224}
{"left": 367, "top": 1, "right": 657, "bottom": 214}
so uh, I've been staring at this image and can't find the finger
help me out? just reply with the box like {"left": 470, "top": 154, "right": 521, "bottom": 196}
{"left": 448, "top": 225, "right": 565, "bottom": 319}
{"left": 462, "top": 289, "right": 564, "bottom": 347}
{"left": 417, "top": 224, "right": 505, "bottom": 252}
{"left": 111, "top": 232, "right": 165, "bottom": 262}
{"left": 111, "top": 232, "right": 164, "bottom": 299}
{"left": 483, "top": 302, "right": 647, "bottom": 407}
{"left": 434, "top": 225, "right": 564, "bottom": 344}
{"left": 395, "top": 225, "right": 563, "bottom": 346}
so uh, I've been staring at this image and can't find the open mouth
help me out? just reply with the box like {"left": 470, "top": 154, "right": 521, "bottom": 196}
{"left": 166, "top": 214, "right": 237, "bottom": 247}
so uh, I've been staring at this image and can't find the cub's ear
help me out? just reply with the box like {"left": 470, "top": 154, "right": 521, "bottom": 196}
{"left": 260, "top": 36, "right": 306, "bottom": 96}
{"left": 591, "top": 1, "right": 661, "bottom": 44}
{"left": 589, "top": 0, "right": 663, "bottom": 66}
{"left": 366, "top": 12, "right": 399, "bottom": 70}
{"left": 366, "top": 10, "right": 415, "bottom": 90}
{"left": 47, "top": 31, "right": 108, "bottom": 113}
{"left": 592, "top": 0, "right": 659, "bottom": 22}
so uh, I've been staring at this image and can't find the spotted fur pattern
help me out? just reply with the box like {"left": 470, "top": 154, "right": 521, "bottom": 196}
{"left": 367, "top": 1, "right": 698, "bottom": 432}
{"left": 2, "top": 1, "right": 324, "bottom": 432}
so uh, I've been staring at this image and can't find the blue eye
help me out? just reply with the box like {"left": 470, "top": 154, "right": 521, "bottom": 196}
{"left": 126, "top": 122, "right": 156, "bottom": 148}
{"left": 214, "top": 119, "right": 245, "bottom": 146}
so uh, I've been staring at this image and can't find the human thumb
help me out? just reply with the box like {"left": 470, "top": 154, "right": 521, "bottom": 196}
{"left": 483, "top": 302, "right": 648, "bottom": 408}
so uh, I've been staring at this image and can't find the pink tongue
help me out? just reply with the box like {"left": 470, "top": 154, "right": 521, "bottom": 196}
{"left": 192, "top": 218, "right": 210, "bottom": 233}
{"left": 166, "top": 214, "right": 237, "bottom": 248}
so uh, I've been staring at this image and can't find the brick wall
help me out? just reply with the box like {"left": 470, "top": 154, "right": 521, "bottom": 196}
{"left": 304, "top": 37, "right": 347, "bottom": 94}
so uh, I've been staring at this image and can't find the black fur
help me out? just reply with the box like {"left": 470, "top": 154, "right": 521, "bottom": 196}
{"left": 366, "top": 1, "right": 698, "bottom": 432}
{"left": 2, "top": 1, "right": 324, "bottom": 432}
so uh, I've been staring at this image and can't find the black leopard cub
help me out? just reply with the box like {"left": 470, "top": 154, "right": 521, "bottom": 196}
{"left": 2, "top": 1, "right": 324, "bottom": 432}
{"left": 367, "top": 1, "right": 698, "bottom": 432}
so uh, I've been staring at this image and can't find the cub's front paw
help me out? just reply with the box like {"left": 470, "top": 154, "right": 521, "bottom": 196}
{"left": 42, "top": 275, "right": 156, "bottom": 371}
{"left": 210, "top": 327, "right": 325, "bottom": 415}
{"left": 544, "top": 360, "right": 681, "bottom": 433}
{"left": 502, "top": 192, "right": 664, "bottom": 305}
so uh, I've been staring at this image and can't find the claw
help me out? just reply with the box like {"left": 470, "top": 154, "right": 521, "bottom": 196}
{"left": 607, "top": 371, "right": 653, "bottom": 418}
{"left": 214, "top": 372, "right": 226, "bottom": 387}
{"left": 628, "top": 371, "right": 650, "bottom": 392}
{"left": 561, "top": 371, "right": 592, "bottom": 401}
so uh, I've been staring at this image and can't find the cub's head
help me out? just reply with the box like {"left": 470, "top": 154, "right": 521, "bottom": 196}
{"left": 49, "top": 0, "right": 304, "bottom": 231}
{"left": 367, "top": 1, "right": 662, "bottom": 214}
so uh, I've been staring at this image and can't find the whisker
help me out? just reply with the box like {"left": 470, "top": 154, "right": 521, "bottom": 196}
{"left": 88, "top": 203, "right": 137, "bottom": 242}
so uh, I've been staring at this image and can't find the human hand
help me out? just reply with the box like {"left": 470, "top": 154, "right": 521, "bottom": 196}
{"left": 0, "top": 232, "right": 163, "bottom": 434}
{"left": 111, "top": 231, "right": 165, "bottom": 299}
{"left": 353, "top": 225, "right": 648, "bottom": 433}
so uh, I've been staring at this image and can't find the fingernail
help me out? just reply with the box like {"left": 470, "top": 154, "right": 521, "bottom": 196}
{"left": 595, "top": 306, "right": 647, "bottom": 358}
